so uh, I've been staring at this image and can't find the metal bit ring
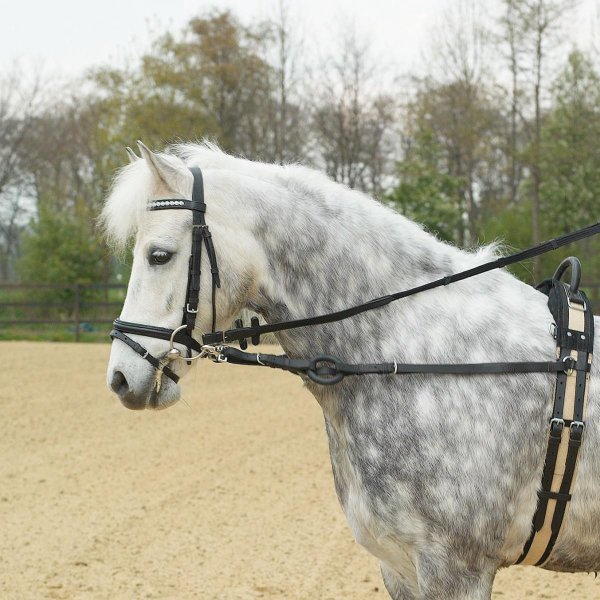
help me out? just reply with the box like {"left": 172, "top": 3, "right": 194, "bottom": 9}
{"left": 169, "top": 325, "right": 204, "bottom": 362}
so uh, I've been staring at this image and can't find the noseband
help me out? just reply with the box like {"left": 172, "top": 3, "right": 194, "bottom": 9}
{"left": 110, "top": 167, "right": 221, "bottom": 390}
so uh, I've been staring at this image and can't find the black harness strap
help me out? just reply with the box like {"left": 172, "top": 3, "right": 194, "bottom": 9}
{"left": 202, "top": 222, "right": 600, "bottom": 346}
{"left": 110, "top": 329, "right": 179, "bottom": 384}
{"left": 110, "top": 167, "right": 220, "bottom": 387}
{"left": 515, "top": 258, "right": 594, "bottom": 566}
{"left": 219, "top": 346, "right": 582, "bottom": 386}
{"left": 112, "top": 319, "right": 203, "bottom": 353}
{"left": 185, "top": 167, "right": 220, "bottom": 336}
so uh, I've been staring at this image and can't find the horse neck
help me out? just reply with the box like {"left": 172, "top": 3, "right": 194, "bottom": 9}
{"left": 237, "top": 171, "right": 462, "bottom": 361}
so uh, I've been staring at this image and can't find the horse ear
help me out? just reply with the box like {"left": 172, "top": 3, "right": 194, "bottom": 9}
{"left": 137, "top": 140, "right": 184, "bottom": 189}
{"left": 125, "top": 147, "right": 139, "bottom": 163}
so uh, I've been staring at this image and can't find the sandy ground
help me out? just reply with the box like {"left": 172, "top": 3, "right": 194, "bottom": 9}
{"left": 1, "top": 341, "right": 599, "bottom": 600}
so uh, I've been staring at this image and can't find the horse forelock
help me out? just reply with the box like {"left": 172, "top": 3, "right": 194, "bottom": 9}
{"left": 100, "top": 142, "right": 277, "bottom": 250}
{"left": 100, "top": 159, "right": 157, "bottom": 251}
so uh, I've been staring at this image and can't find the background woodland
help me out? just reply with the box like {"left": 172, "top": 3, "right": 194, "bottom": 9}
{"left": 2, "top": 0, "right": 600, "bottom": 291}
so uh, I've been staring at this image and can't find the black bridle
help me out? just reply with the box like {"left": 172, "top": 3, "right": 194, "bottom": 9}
{"left": 110, "top": 167, "right": 221, "bottom": 388}
{"left": 111, "top": 165, "right": 600, "bottom": 388}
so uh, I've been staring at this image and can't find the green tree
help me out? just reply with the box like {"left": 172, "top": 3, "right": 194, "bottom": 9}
{"left": 497, "top": 0, "right": 575, "bottom": 279}
{"left": 538, "top": 50, "right": 600, "bottom": 284}
{"left": 12, "top": 9, "right": 310, "bottom": 292}
{"left": 540, "top": 51, "right": 600, "bottom": 230}
{"left": 389, "top": 77, "right": 506, "bottom": 247}
{"left": 19, "top": 210, "right": 104, "bottom": 305}
{"left": 478, "top": 200, "right": 535, "bottom": 282}
{"left": 386, "top": 131, "right": 464, "bottom": 243}
{"left": 140, "top": 10, "right": 281, "bottom": 158}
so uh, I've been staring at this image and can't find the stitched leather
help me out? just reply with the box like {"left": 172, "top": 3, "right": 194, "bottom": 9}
{"left": 111, "top": 167, "right": 220, "bottom": 386}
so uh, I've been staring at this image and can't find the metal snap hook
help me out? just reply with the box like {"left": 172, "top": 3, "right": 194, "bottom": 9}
{"left": 199, "top": 344, "right": 228, "bottom": 362}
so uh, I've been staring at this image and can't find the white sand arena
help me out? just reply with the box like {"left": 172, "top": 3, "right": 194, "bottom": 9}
{"left": 1, "top": 341, "right": 598, "bottom": 599}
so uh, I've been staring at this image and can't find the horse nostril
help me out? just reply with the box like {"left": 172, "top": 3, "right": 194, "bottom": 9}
{"left": 110, "top": 370, "right": 130, "bottom": 397}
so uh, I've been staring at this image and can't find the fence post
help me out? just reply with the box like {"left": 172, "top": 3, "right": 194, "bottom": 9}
{"left": 74, "top": 284, "right": 81, "bottom": 342}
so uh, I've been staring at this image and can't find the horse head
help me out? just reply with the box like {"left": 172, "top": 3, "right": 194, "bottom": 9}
{"left": 102, "top": 142, "right": 265, "bottom": 409}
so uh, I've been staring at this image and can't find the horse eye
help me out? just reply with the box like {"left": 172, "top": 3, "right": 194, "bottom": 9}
{"left": 149, "top": 249, "right": 173, "bottom": 265}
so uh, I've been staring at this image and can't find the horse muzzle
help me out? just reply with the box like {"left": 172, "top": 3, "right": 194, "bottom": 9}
{"left": 108, "top": 364, "right": 181, "bottom": 410}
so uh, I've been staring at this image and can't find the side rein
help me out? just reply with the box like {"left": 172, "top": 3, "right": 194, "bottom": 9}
{"left": 111, "top": 165, "right": 600, "bottom": 389}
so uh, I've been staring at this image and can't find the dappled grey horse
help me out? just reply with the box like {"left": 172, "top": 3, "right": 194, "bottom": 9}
{"left": 103, "top": 142, "right": 600, "bottom": 599}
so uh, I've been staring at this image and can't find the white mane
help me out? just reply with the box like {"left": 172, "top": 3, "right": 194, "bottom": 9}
{"left": 100, "top": 141, "right": 501, "bottom": 268}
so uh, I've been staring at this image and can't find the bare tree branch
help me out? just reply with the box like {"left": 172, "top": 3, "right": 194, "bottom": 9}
{"left": 311, "top": 28, "right": 397, "bottom": 196}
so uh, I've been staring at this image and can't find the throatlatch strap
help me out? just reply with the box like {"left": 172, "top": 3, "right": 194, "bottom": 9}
{"left": 515, "top": 267, "right": 594, "bottom": 566}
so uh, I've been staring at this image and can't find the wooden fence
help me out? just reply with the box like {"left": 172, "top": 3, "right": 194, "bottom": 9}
{"left": 0, "top": 283, "right": 126, "bottom": 341}
{"left": 3, "top": 281, "right": 600, "bottom": 343}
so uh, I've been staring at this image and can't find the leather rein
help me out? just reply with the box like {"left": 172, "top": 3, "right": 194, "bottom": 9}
{"left": 110, "top": 166, "right": 600, "bottom": 389}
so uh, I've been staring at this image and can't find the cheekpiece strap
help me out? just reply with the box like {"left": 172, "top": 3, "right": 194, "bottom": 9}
{"left": 144, "top": 169, "right": 217, "bottom": 339}
{"left": 183, "top": 168, "right": 206, "bottom": 338}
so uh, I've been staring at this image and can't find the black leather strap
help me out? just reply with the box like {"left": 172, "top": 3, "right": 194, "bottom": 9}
{"left": 112, "top": 319, "right": 203, "bottom": 352}
{"left": 110, "top": 329, "right": 179, "bottom": 384}
{"left": 515, "top": 263, "right": 593, "bottom": 567}
{"left": 218, "top": 346, "right": 577, "bottom": 386}
{"left": 202, "top": 226, "right": 600, "bottom": 346}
